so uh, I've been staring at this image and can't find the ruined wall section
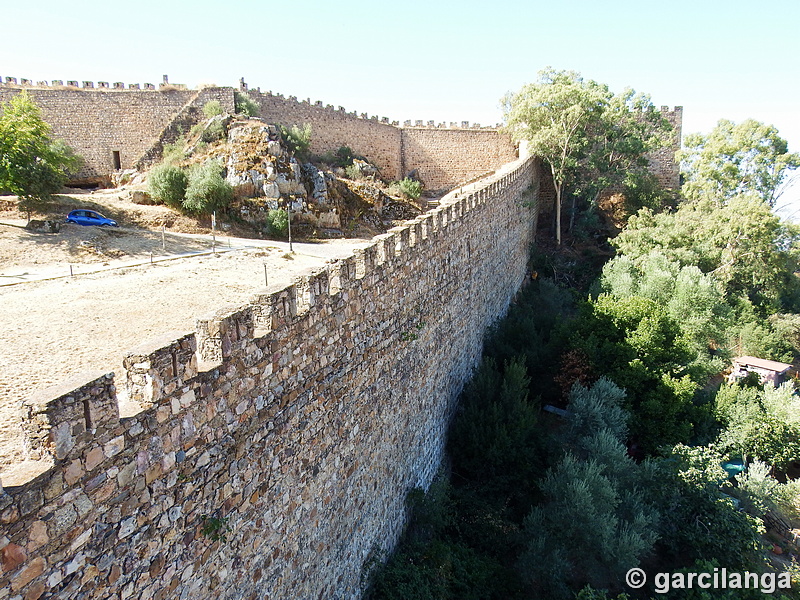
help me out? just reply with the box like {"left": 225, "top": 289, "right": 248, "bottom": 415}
{"left": 249, "top": 91, "right": 403, "bottom": 181}
{"left": 0, "top": 85, "right": 234, "bottom": 183}
{"left": 0, "top": 157, "right": 540, "bottom": 600}
{"left": 648, "top": 106, "right": 683, "bottom": 189}
{"left": 401, "top": 127, "right": 518, "bottom": 192}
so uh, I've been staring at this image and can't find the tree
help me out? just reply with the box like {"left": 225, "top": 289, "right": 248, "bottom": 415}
{"left": 571, "top": 88, "right": 674, "bottom": 226}
{"left": 503, "top": 68, "right": 610, "bottom": 244}
{"left": 613, "top": 196, "right": 800, "bottom": 310}
{"left": 715, "top": 382, "right": 800, "bottom": 471}
{"left": 644, "top": 445, "right": 763, "bottom": 571}
{"left": 503, "top": 69, "right": 672, "bottom": 243}
{"left": 518, "top": 380, "right": 658, "bottom": 597}
{"left": 600, "top": 251, "right": 730, "bottom": 379}
{"left": 678, "top": 119, "right": 800, "bottom": 206}
{"left": 0, "top": 91, "right": 82, "bottom": 218}
{"left": 278, "top": 123, "right": 312, "bottom": 160}
{"left": 572, "top": 294, "right": 699, "bottom": 452}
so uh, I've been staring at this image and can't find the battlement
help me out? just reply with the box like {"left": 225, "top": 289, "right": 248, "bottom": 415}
{"left": 0, "top": 154, "right": 539, "bottom": 599}
{"left": 0, "top": 74, "right": 189, "bottom": 91}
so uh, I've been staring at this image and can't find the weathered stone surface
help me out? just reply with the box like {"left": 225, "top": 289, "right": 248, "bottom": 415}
{"left": 1, "top": 543, "right": 27, "bottom": 572}
{"left": 130, "top": 190, "right": 155, "bottom": 205}
{"left": 11, "top": 557, "right": 45, "bottom": 591}
{"left": 2, "top": 156, "right": 541, "bottom": 600}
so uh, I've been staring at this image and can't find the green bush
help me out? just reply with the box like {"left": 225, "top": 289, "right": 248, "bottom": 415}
{"left": 266, "top": 208, "right": 289, "bottom": 237}
{"left": 278, "top": 124, "right": 312, "bottom": 160}
{"left": 161, "top": 135, "right": 187, "bottom": 165}
{"left": 201, "top": 119, "right": 226, "bottom": 143}
{"left": 148, "top": 163, "right": 187, "bottom": 208}
{"left": 183, "top": 162, "right": 233, "bottom": 214}
{"left": 395, "top": 178, "right": 423, "bottom": 200}
{"left": 345, "top": 163, "right": 362, "bottom": 180}
{"left": 234, "top": 91, "right": 259, "bottom": 117}
{"left": 202, "top": 100, "right": 223, "bottom": 118}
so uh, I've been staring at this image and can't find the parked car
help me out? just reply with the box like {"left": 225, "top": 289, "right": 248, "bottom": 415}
{"left": 66, "top": 210, "right": 118, "bottom": 227}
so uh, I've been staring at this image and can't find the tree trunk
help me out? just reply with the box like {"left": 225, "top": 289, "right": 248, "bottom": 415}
{"left": 568, "top": 192, "right": 577, "bottom": 233}
{"left": 555, "top": 183, "right": 562, "bottom": 245}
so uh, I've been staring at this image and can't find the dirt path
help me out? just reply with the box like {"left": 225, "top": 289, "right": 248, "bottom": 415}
{"left": 0, "top": 201, "right": 371, "bottom": 484}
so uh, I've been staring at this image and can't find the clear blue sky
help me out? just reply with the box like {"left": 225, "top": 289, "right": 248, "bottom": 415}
{"left": 5, "top": 0, "right": 799, "bottom": 206}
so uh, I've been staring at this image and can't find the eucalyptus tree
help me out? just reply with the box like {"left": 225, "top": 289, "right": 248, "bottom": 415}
{"left": 503, "top": 69, "right": 672, "bottom": 243}
{"left": 679, "top": 118, "right": 799, "bottom": 206}
{"left": 503, "top": 68, "right": 609, "bottom": 244}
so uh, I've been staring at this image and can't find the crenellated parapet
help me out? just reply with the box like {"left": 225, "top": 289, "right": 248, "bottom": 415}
{"left": 0, "top": 76, "right": 188, "bottom": 91}
{"left": 0, "top": 154, "right": 540, "bottom": 600}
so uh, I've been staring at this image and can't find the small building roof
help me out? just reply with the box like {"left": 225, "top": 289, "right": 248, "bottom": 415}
{"left": 733, "top": 356, "right": 792, "bottom": 374}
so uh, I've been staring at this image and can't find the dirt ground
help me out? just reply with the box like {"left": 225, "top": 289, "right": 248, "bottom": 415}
{"left": 0, "top": 191, "right": 369, "bottom": 485}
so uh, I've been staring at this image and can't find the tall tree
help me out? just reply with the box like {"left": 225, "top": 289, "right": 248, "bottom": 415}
{"left": 0, "top": 90, "right": 82, "bottom": 218}
{"left": 503, "top": 70, "right": 672, "bottom": 243}
{"left": 503, "top": 68, "right": 610, "bottom": 244}
{"left": 678, "top": 118, "right": 799, "bottom": 206}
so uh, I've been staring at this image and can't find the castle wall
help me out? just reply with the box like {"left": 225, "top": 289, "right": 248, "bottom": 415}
{"left": 401, "top": 127, "right": 518, "bottom": 191}
{"left": 649, "top": 106, "right": 683, "bottom": 189}
{"left": 248, "top": 91, "right": 404, "bottom": 181}
{"left": 0, "top": 84, "right": 234, "bottom": 183}
{"left": 0, "top": 156, "right": 540, "bottom": 600}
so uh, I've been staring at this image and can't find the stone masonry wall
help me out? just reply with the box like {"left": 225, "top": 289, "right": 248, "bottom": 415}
{"left": 249, "top": 91, "right": 404, "bottom": 181}
{"left": 0, "top": 156, "right": 540, "bottom": 600}
{"left": 248, "top": 89, "right": 519, "bottom": 190}
{"left": 649, "top": 106, "right": 683, "bottom": 189}
{"left": 0, "top": 84, "right": 234, "bottom": 183}
{"left": 401, "top": 127, "right": 518, "bottom": 191}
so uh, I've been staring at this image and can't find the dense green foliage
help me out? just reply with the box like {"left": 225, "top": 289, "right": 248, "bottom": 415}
{"left": 266, "top": 208, "right": 289, "bottom": 237}
{"left": 202, "top": 100, "right": 223, "bottom": 118}
{"left": 715, "top": 383, "right": 800, "bottom": 470}
{"left": 148, "top": 163, "right": 188, "bottom": 208}
{"left": 183, "top": 162, "right": 234, "bottom": 214}
{"left": 233, "top": 91, "right": 259, "bottom": 117}
{"left": 678, "top": 119, "right": 800, "bottom": 207}
{"left": 278, "top": 123, "right": 312, "bottom": 160}
{"left": 503, "top": 68, "right": 672, "bottom": 243}
{"left": 0, "top": 91, "right": 83, "bottom": 216}
{"left": 613, "top": 196, "right": 800, "bottom": 311}
{"left": 149, "top": 160, "right": 233, "bottom": 215}
{"left": 391, "top": 177, "right": 423, "bottom": 200}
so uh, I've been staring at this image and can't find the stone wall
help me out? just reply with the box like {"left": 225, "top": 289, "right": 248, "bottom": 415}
{"left": 401, "top": 127, "right": 518, "bottom": 191}
{"left": 247, "top": 91, "right": 519, "bottom": 189}
{"left": 249, "top": 91, "right": 403, "bottom": 181}
{"left": 0, "top": 156, "right": 540, "bottom": 600}
{"left": 0, "top": 83, "right": 234, "bottom": 184}
{"left": 0, "top": 78, "right": 679, "bottom": 195}
{"left": 649, "top": 106, "right": 683, "bottom": 189}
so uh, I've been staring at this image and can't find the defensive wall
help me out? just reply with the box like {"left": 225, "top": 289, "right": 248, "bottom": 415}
{"left": 649, "top": 106, "right": 684, "bottom": 189}
{"left": 247, "top": 88, "right": 518, "bottom": 190}
{"left": 0, "top": 76, "right": 681, "bottom": 192}
{"left": 0, "top": 81, "right": 234, "bottom": 185}
{"left": 0, "top": 154, "right": 541, "bottom": 599}
{"left": 0, "top": 76, "right": 522, "bottom": 191}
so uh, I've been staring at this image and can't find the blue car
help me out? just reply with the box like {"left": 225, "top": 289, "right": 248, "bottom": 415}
{"left": 66, "top": 210, "right": 118, "bottom": 227}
